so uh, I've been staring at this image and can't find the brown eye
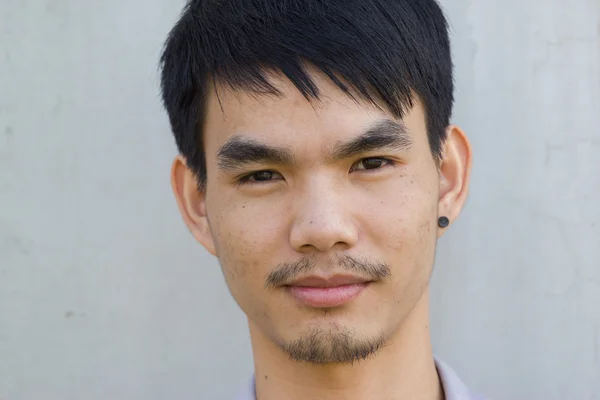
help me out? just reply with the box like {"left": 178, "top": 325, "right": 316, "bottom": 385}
{"left": 252, "top": 171, "right": 275, "bottom": 181}
{"left": 352, "top": 157, "right": 393, "bottom": 171}
{"left": 238, "top": 170, "right": 283, "bottom": 185}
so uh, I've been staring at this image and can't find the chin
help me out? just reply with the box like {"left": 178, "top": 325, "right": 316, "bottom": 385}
{"left": 277, "top": 323, "right": 388, "bottom": 364}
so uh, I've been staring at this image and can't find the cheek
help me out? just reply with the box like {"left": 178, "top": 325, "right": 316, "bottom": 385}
{"left": 211, "top": 204, "right": 291, "bottom": 325}
{"left": 365, "top": 172, "right": 438, "bottom": 251}
{"left": 367, "top": 176, "right": 437, "bottom": 306}
{"left": 209, "top": 200, "right": 287, "bottom": 292}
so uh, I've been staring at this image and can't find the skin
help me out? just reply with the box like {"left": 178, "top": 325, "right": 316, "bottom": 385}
{"left": 171, "top": 68, "right": 472, "bottom": 400}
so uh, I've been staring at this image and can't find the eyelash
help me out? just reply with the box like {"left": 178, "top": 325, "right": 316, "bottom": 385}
{"left": 237, "top": 157, "right": 396, "bottom": 186}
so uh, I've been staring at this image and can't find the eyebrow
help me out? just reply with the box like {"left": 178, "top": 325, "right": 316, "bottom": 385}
{"left": 331, "top": 119, "right": 412, "bottom": 160}
{"left": 217, "top": 137, "right": 295, "bottom": 172}
{"left": 216, "top": 119, "right": 412, "bottom": 172}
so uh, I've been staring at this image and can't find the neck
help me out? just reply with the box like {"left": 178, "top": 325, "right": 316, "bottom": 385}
{"left": 249, "top": 289, "right": 443, "bottom": 400}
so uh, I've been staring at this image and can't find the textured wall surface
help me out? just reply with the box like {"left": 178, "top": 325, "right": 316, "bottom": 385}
{"left": 1, "top": 1, "right": 598, "bottom": 399}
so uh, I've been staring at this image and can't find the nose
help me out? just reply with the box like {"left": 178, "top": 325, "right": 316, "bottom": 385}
{"left": 289, "top": 181, "right": 359, "bottom": 253}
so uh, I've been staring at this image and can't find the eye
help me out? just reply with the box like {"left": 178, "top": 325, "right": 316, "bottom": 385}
{"left": 238, "top": 170, "right": 283, "bottom": 185}
{"left": 351, "top": 157, "right": 395, "bottom": 172}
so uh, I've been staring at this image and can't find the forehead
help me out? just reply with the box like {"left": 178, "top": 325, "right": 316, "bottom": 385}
{"left": 202, "top": 69, "right": 427, "bottom": 151}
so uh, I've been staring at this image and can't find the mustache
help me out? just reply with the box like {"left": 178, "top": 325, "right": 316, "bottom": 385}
{"left": 265, "top": 254, "right": 391, "bottom": 289}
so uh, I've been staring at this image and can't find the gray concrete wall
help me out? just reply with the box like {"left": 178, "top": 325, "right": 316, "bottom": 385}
{"left": 1, "top": 1, "right": 598, "bottom": 399}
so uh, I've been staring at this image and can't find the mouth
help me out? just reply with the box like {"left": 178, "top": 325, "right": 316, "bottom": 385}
{"left": 284, "top": 275, "right": 372, "bottom": 308}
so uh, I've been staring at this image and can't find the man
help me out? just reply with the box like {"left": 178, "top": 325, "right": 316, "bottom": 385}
{"left": 160, "top": 0, "right": 483, "bottom": 399}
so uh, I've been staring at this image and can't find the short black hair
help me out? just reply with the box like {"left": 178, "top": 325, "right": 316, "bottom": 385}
{"left": 160, "top": 0, "right": 454, "bottom": 189}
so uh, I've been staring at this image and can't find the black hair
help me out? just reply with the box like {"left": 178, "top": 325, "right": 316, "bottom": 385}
{"left": 160, "top": 0, "right": 454, "bottom": 189}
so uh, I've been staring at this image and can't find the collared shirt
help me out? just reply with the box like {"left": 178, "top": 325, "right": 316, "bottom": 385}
{"left": 234, "top": 357, "right": 486, "bottom": 400}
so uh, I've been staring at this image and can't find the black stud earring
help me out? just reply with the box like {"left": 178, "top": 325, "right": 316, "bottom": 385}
{"left": 438, "top": 216, "right": 450, "bottom": 228}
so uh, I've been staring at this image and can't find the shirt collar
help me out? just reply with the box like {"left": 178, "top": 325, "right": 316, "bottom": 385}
{"left": 433, "top": 357, "right": 484, "bottom": 400}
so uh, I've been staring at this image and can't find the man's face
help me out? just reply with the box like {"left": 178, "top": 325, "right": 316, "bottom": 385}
{"left": 180, "top": 70, "right": 457, "bottom": 364}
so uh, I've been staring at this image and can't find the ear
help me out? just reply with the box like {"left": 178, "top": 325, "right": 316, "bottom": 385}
{"left": 437, "top": 125, "right": 472, "bottom": 237}
{"left": 171, "top": 156, "right": 217, "bottom": 256}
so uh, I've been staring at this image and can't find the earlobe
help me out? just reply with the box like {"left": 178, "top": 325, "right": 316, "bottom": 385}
{"left": 437, "top": 125, "right": 472, "bottom": 235}
{"left": 170, "top": 156, "right": 218, "bottom": 256}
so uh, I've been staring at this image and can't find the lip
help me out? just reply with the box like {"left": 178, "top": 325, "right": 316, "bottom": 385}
{"left": 285, "top": 275, "right": 371, "bottom": 308}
